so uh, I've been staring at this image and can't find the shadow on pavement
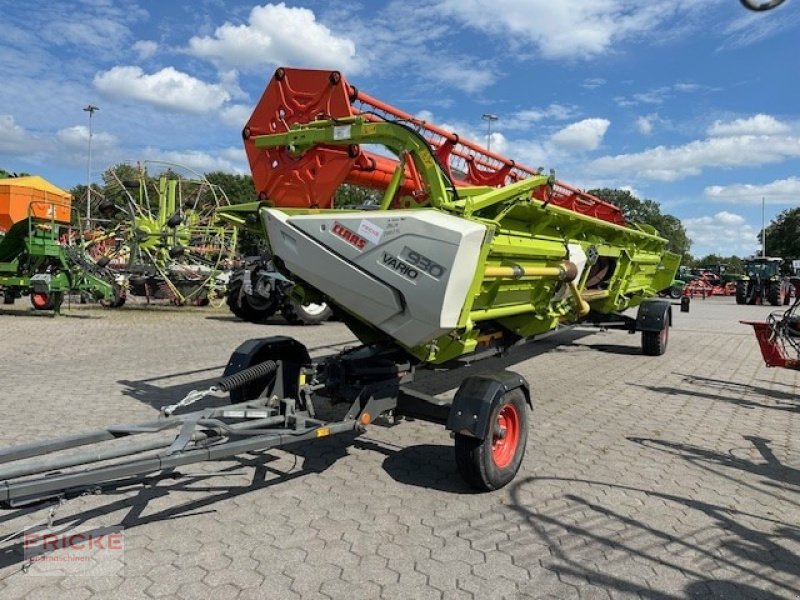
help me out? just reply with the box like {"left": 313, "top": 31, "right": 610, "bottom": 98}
{"left": 628, "top": 435, "right": 800, "bottom": 492}
{"left": 355, "top": 440, "right": 474, "bottom": 494}
{"left": 0, "top": 309, "right": 97, "bottom": 319}
{"left": 204, "top": 315, "right": 289, "bottom": 325}
{"left": 0, "top": 432, "right": 357, "bottom": 572}
{"left": 630, "top": 376, "right": 799, "bottom": 414}
{"left": 508, "top": 474, "right": 800, "bottom": 600}
{"left": 582, "top": 342, "right": 644, "bottom": 355}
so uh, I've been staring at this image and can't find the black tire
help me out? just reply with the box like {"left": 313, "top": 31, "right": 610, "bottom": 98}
{"left": 3, "top": 293, "right": 14, "bottom": 305}
{"left": 735, "top": 282, "right": 747, "bottom": 305}
{"left": 669, "top": 286, "right": 682, "bottom": 300}
{"left": 226, "top": 270, "right": 279, "bottom": 322}
{"left": 281, "top": 298, "right": 332, "bottom": 325}
{"left": 642, "top": 318, "right": 669, "bottom": 356}
{"left": 454, "top": 388, "right": 529, "bottom": 491}
{"left": 745, "top": 280, "right": 760, "bottom": 305}
{"left": 767, "top": 285, "right": 780, "bottom": 306}
{"left": 100, "top": 285, "right": 126, "bottom": 309}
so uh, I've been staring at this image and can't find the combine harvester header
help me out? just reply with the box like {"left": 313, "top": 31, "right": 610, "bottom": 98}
{"left": 230, "top": 67, "right": 679, "bottom": 364}
{"left": 242, "top": 67, "right": 626, "bottom": 225}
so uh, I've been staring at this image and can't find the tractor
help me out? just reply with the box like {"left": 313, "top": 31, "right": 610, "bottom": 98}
{"left": 735, "top": 257, "right": 784, "bottom": 305}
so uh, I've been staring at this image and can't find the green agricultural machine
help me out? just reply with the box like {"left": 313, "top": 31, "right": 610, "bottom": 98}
{"left": 0, "top": 68, "right": 681, "bottom": 504}
{"left": 86, "top": 162, "right": 238, "bottom": 306}
{"left": 0, "top": 175, "right": 122, "bottom": 312}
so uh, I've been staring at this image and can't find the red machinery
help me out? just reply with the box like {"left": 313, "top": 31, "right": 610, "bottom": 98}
{"left": 742, "top": 279, "right": 800, "bottom": 370}
{"left": 682, "top": 271, "right": 734, "bottom": 298}
{"left": 242, "top": 68, "right": 626, "bottom": 225}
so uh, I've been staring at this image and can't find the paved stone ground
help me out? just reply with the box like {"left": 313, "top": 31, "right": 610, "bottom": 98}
{"left": 0, "top": 297, "right": 798, "bottom": 599}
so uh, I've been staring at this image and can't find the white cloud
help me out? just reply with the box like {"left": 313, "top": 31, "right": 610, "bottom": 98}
{"left": 46, "top": 17, "right": 134, "bottom": 52}
{"left": 132, "top": 40, "right": 158, "bottom": 60}
{"left": 187, "top": 3, "right": 359, "bottom": 73}
{"left": 0, "top": 115, "right": 40, "bottom": 154}
{"left": 94, "top": 66, "right": 230, "bottom": 113}
{"left": 718, "top": 9, "right": 800, "bottom": 50}
{"left": 550, "top": 118, "right": 610, "bottom": 151}
{"left": 142, "top": 147, "right": 247, "bottom": 174}
{"left": 56, "top": 125, "right": 117, "bottom": 150}
{"left": 620, "top": 185, "right": 641, "bottom": 199}
{"left": 589, "top": 131, "right": 800, "bottom": 181}
{"left": 440, "top": 0, "right": 714, "bottom": 60}
{"left": 705, "top": 177, "right": 800, "bottom": 205}
{"left": 683, "top": 211, "right": 759, "bottom": 256}
{"left": 506, "top": 104, "right": 577, "bottom": 130}
{"left": 583, "top": 78, "right": 606, "bottom": 89}
{"left": 498, "top": 137, "right": 550, "bottom": 169}
{"left": 615, "top": 82, "right": 710, "bottom": 107}
{"left": 636, "top": 116, "right": 654, "bottom": 135}
{"left": 707, "top": 114, "right": 789, "bottom": 137}
{"left": 416, "top": 110, "right": 435, "bottom": 123}
{"left": 432, "top": 63, "right": 496, "bottom": 94}
{"left": 220, "top": 104, "right": 253, "bottom": 128}
{"left": 715, "top": 211, "right": 745, "bottom": 226}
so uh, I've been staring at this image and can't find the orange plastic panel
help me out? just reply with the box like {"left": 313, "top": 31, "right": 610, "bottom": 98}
{"left": 0, "top": 178, "right": 71, "bottom": 231}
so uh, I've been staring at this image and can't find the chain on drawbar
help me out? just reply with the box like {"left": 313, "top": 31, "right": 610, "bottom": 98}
{"left": 161, "top": 360, "right": 279, "bottom": 416}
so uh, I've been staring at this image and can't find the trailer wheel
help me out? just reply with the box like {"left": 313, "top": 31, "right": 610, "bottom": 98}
{"left": 669, "top": 286, "right": 682, "bottom": 300}
{"left": 454, "top": 388, "right": 528, "bottom": 491}
{"left": 641, "top": 319, "right": 669, "bottom": 356}
{"left": 281, "top": 298, "right": 332, "bottom": 325}
{"left": 31, "top": 292, "right": 56, "bottom": 310}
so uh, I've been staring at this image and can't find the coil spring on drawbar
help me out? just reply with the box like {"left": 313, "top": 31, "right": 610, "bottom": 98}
{"left": 215, "top": 360, "right": 279, "bottom": 392}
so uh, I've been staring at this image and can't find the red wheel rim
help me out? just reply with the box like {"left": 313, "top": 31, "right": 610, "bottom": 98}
{"left": 31, "top": 293, "right": 49, "bottom": 308}
{"left": 491, "top": 403, "right": 520, "bottom": 469}
{"left": 660, "top": 323, "right": 669, "bottom": 346}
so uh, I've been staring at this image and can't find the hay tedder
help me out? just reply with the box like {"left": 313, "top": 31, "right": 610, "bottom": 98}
{"left": 85, "top": 162, "right": 238, "bottom": 306}
{"left": 0, "top": 68, "right": 681, "bottom": 503}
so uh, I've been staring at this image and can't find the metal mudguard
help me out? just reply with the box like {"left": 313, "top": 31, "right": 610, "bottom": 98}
{"left": 635, "top": 298, "right": 672, "bottom": 332}
{"left": 223, "top": 336, "right": 311, "bottom": 403}
{"left": 446, "top": 371, "right": 531, "bottom": 440}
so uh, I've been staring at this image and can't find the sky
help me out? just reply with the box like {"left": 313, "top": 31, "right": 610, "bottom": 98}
{"left": 1, "top": 0, "right": 798, "bottom": 257}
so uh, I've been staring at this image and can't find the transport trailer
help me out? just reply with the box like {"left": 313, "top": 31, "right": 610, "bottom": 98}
{"left": 0, "top": 336, "right": 536, "bottom": 504}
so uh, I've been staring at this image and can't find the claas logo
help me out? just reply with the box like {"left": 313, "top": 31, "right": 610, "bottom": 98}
{"left": 331, "top": 222, "right": 366, "bottom": 250}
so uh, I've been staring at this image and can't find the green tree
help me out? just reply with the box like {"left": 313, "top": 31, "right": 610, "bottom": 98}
{"left": 589, "top": 188, "right": 692, "bottom": 259}
{"left": 69, "top": 183, "right": 104, "bottom": 225}
{"left": 205, "top": 172, "right": 258, "bottom": 204}
{"left": 334, "top": 183, "right": 380, "bottom": 208}
{"left": 691, "top": 254, "right": 744, "bottom": 276}
{"left": 204, "top": 172, "right": 261, "bottom": 255}
{"left": 0, "top": 168, "right": 32, "bottom": 178}
{"left": 762, "top": 206, "right": 800, "bottom": 259}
